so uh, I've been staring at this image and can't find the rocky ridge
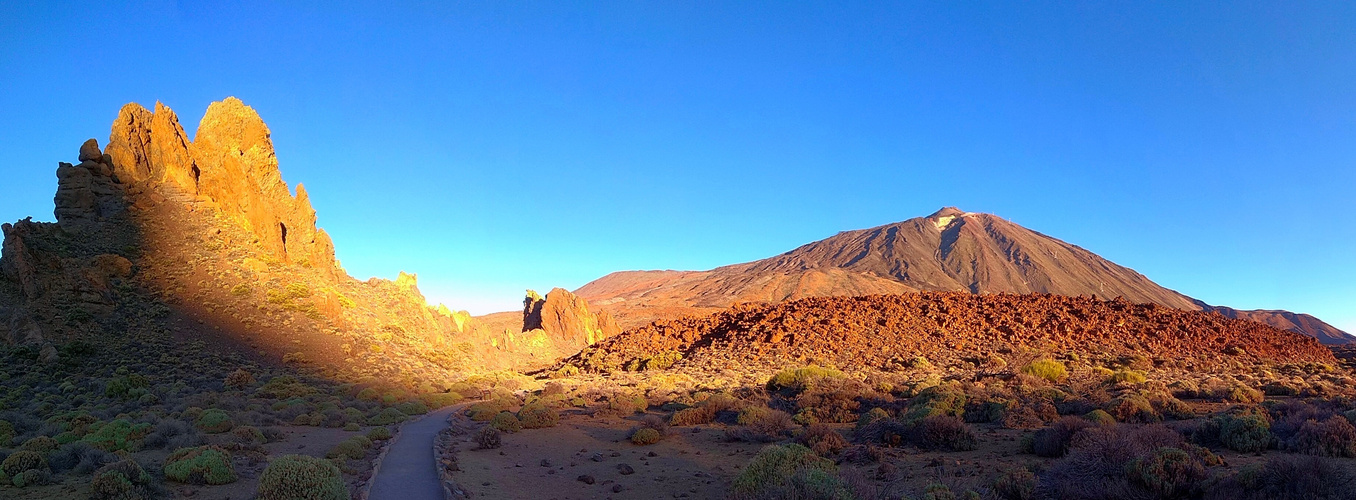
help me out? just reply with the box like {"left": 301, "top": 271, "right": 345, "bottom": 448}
{"left": 565, "top": 292, "right": 1337, "bottom": 375}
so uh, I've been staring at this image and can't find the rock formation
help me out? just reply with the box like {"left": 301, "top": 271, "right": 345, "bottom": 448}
{"left": 522, "top": 288, "right": 620, "bottom": 350}
{"left": 0, "top": 97, "right": 541, "bottom": 380}
{"left": 565, "top": 292, "right": 1336, "bottom": 374}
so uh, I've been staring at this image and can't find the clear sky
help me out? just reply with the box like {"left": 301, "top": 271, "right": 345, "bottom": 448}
{"left": 2, "top": 2, "right": 1353, "bottom": 331}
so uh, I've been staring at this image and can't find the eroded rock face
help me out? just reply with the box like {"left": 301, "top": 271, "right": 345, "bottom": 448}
{"left": 103, "top": 98, "right": 337, "bottom": 274}
{"left": 523, "top": 288, "right": 620, "bottom": 350}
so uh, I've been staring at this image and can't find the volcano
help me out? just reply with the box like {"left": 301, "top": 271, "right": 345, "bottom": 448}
{"left": 577, "top": 207, "right": 1352, "bottom": 344}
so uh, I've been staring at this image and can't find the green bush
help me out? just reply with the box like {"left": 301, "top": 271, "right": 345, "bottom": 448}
{"left": 257, "top": 454, "right": 347, "bottom": 500}
{"left": 20, "top": 435, "right": 58, "bottom": 454}
{"left": 1107, "top": 394, "right": 1160, "bottom": 423}
{"left": 395, "top": 400, "right": 429, "bottom": 416}
{"left": 2, "top": 450, "right": 48, "bottom": 479}
{"left": 1220, "top": 414, "right": 1272, "bottom": 453}
{"left": 366, "top": 427, "right": 393, "bottom": 441}
{"left": 1021, "top": 359, "right": 1067, "bottom": 383}
{"left": 1107, "top": 369, "right": 1147, "bottom": 384}
{"left": 367, "top": 408, "right": 407, "bottom": 426}
{"left": 630, "top": 427, "right": 662, "bottom": 445}
{"left": 902, "top": 385, "right": 967, "bottom": 424}
{"left": 731, "top": 444, "right": 837, "bottom": 497}
{"left": 490, "top": 412, "right": 523, "bottom": 433}
{"left": 856, "top": 407, "right": 892, "bottom": 430}
{"left": 90, "top": 459, "right": 155, "bottom": 500}
{"left": 195, "top": 409, "right": 235, "bottom": 434}
{"left": 767, "top": 366, "right": 845, "bottom": 394}
{"left": 420, "top": 392, "right": 462, "bottom": 408}
{"left": 1084, "top": 409, "right": 1117, "bottom": 425}
{"left": 642, "top": 350, "right": 683, "bottom": 371}
{"left": 518, "top": 403, "right": 559, "bottom": 429}
{"left": 326, "top": 436, "right": 371, "bottom": 460}
{"left": 11, "top": 468, "right": 51, "bottom": 487}
{"left": 83, "top": 419, "right": 152, "bottom": 452}
{"left": 164, "top": 445, "right": 237, "bottom": 485}
{"left": 0, "top": 420, "right": 13, "bottom": 446}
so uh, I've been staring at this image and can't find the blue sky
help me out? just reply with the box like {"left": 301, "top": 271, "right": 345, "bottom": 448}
{"left": 2, "top": 1, "right": 1353, "bottom": 331}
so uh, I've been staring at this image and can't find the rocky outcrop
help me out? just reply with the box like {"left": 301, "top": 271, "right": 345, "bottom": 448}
{"left": 522, "top": 288, "right": 619, "bottom": 352}
{"left": 566, "top": 292, "right": 1337, "bottom": 374}
{"left": 104, "top": 98, "right": 337, "bottom": 275}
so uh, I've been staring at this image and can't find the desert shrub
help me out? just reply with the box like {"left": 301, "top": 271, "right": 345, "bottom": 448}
{"left": 856, "top": 407, "right": 891, "bottom": 430}
{"left": 727, "top": 408, "right": 795, "bottom": 443}
{"left": 224, "top": 369, "right": 255, "bottom": 390}
{"left": 902, "top": 385, "right": 967, "bottom": 424}
{"left": 164, "top": 445, "right": 237, "bottom": 485}
{"left": 1, "top": 450, "right": 48, "bottom": 479}
{"left": 1106, "top": 394, "right": 1160, "bottom": 423}
{"left": 766, "top": 366, "right": 846, "bottom": 395}
{"left": 1206, "top": 454, "right": 1356, "bottom": 500}
{"left": 1021, "top": 359, "right": 1067, "bottom": 383}
{"left": 1219, "top": 414, "right": 1272, "bottom": 453}
{"left": 1154, "top": 395, "right": 1196, "bottom": 420}
{"left": 0, "top": 420, "right": 13, "bottom": 447}
{"left": 194, "top": 409, "right": 235, "bottom": 434}
{"left": 19, "top": 435, "right": 58, "bottom": 454}
{"left": 798, "top": 424, "right": 848, "bottom": 456}
{"left": 912, "top": 415, "right": 977, "bottom": 451}
{"left": 790, "top": 377, "right": 869, "bottom": 424}
{"left": 366, "top": 427, "right": 393, "bottom": 441}
{"left": 395, "top": 400, "right": 429, "bottom": 416}
{"left": 1288, "top": 416, "right": 1356, "bottom": 457}
{"left": 1001, "top": 404, "right": 1046, "bottom": 430}
{"left": 367, "top": 408, "right": 407, "bottom": 425}
{"left": 642, "top": 350, "right": 683, "bottom": 371}
{"left": 489, "top": 412, "right": 523, "bottom": 433}
{"left": 83, "top": 419, "right": 152, "bottom": 452}
{"left": 10, "top": 468, "right": 51, "bottom": 487}
{"left": 1225, "top": 385, "right": 1264, "bottom": 404}
{"left": 1031, "top": 417, "right": 1094, "bottom": 458}
{"left": 467, "top": 398, "right": 515, "bottom": 421}
{"left": 326, "top": 436, "right": 371, "bottom": 460}
{"left": 419, "top": 392, "right": 462, "bottom": 409}
{"left": 517, "top": 403, "right": 559, "bottom": 429}
{"left": 1127, "top": 447, "right": 1208, "bottom": 498}
{"left": 1107, "top": 370, "right": 1147, "bottom": 385}
{"left": 256, "top": 376, "right": 316, "bottom": 399}
{"left": 90, "top": 459, "right": 157, "bottom": 500}
{"left": 730, "top": 444, "right": 838, "bottom": 498}
{"left": 630, "top": 427, "right": 662, "bottom": 445}
{"left": 257, "top": 454, "right": 347, "bottom": 500}
{"left": 670, "top": 394, "right": 739, "bottom": 426}
{"left": 474, "top": 426, "right": 501, "bottom": 449}
{"left": 605, "top": 392, "right": 648, "bottom": 415}
{"left": 48, "top": 441, "right": 115, "bottom": 474}
{"left": 992, "top": 466, "right": 1037, "bottom": 500}
{"left": 233, "top": 425, "right": 264, "bottom": 444}
{"left": 1039, "top": 425, "right": 1201, "bottom": 500}
{"left": 343, "top": 423, "right": 360, "bottom": 432}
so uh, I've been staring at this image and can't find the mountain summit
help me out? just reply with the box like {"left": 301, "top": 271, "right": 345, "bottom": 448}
{"left": 578, "top": 207, "right": 1352, "bottom": 344}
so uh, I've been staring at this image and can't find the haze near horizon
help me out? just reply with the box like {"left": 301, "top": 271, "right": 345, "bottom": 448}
{"left": 1, "top": 1, "right": 1353, "bottom": 331}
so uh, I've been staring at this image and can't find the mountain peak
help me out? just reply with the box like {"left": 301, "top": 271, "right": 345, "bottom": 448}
{"left": 927, "top": 206, "right": 967, "bottom": 219}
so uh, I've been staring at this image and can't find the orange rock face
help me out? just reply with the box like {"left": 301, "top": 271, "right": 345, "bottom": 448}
{"left": 104, "top": 98, "right": 337, "bottom": 276}
{"left": 524, "top": 288, "right": 621, "bottom": 350}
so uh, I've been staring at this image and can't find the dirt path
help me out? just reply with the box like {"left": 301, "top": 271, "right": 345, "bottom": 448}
{"left": 368, "top": 405, "right": 461, "bottom": 500}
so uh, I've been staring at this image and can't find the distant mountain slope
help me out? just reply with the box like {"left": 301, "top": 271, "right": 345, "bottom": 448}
{"left": 577, "top": 207, "right": 1353, "bottom": 344}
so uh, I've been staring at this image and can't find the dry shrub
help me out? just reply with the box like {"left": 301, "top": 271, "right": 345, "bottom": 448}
{"left": 1038, "top": 424, "right": 1201, "bottom": 500}
{"left": 1106, "top": 394, "right": 1160, "bottom": 423}
{"left": 1205, "top": 455, "right": 1356, "bottom": 500}
{"left": 797, "top": 425, "right": 848, "bottom": 456}
{"left": 992, "top": 466, "right": 1037, "bottom": 500}
{"left": 473, "top": 426, "right": 501, "bottom": 450}
{"left": 727, "top": 409, "right": 795, "bottom": 443}
{"left": 669, "top": 394, "right": 740, "bottom": 426}
{"left": 1288, "top": 416, "right": 1356, "bottom": 458}
{"left": 790, "top": 377, "right": 869, "bottom": 424}
{"left": 911, "top": 415, "right": 976, "bottom": 451}
{"left": 1031, "top": 417, "right": 1095, "bottom": 458}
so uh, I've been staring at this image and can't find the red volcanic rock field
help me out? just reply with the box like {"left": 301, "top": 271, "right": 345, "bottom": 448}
{"left": 571, "top": 292, "right": 1336, "bottom": 372}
